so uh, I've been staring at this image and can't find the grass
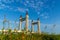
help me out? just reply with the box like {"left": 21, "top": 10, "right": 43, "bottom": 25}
{"left": 0, "top": 29, "right": 59, "bottom": 40}
{"left": 0, "top": 32, "right": 59, "bottom": 40}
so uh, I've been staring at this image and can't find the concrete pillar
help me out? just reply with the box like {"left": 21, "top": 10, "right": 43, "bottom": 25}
{"left": 31, "top": 20, "right": 34, "bottom": 33}
{"left": 20, "top": 15, "right": 22, "bottom": 32}
{"left": 37, "top": 18, "right": 41, "bottom": 34}
{"left": 26, "top": 12, "right": 29, "bottom": 32}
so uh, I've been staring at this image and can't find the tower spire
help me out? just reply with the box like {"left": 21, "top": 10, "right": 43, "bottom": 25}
{"left": 37, "top": 18, "right": 39, "bottom": 21}
{"left": 26, "top": 11, "right": 28, "bottom": 15}
{"left": 19, "top": 15, "right": 22, "bottom": 32}
{"left": 26, "top": 11, "right": 29, "bottom": 32}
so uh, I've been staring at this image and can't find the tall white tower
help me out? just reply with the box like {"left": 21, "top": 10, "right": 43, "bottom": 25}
{"left": 20, "top": 15, "right": 22, "bottom": 32}
{"left": 31, "top": 20, "right": 34, "bottom": 33}
{"left": 37, "top": 18, "right": 41, "bottom": 34}
{"left": 26, "top": 11, "right": 29, "bottom": 32}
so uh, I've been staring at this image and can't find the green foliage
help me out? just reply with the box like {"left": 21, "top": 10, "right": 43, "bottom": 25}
{"left": 0, "top": 32, "right": 59, "bottom": 40}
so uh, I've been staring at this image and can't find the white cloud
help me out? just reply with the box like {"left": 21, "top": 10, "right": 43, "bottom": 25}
{"left": 43, "top": 15, "right": 49, "bottom": 19}
{"left": 6, "top": 5, "right": 10, "bottom": 8}
{"left": 0, "top": 4, "right": 13, "bottom": 10}
{"left": 37, "top": 12, "right": 40, "bottom": 15}
{"left": 30, "top": 0, "right": 34, "bottom": 3}
{"left": 15, "top": 0, "right": 19, "bottom": 2}
{"left": 40, "top": 14, "right": 44, "bottom": 17}
{"left": 0, "top": 20, "right": 3, "bottom": 22}
{"left": 0, "top": 0, "right": 1, "bottom": 1}
{"left": 38, "top": 12, "right": 49, "bottom": 19}
{"left": 37, "top": 1, "right": 44, "bottom": 6}
{"left": 17, "top": 7, "right": 29, "bottom": 13}
{"left": 2, "top": 0, "right": 14, "bottom": 3}
{"left": 1, "top": 4, "right": 5, "bottom": 7}
{"left": 26, "top": 0, "right": 29, "bottom": 3}
{"left": 11, "top": 0, "right": 14, "bottom": 3}
{"left": 0, "top": 4, "right": 5, "bottom": 9}
{"left": 29, "top": 3, "right": 37, "bottom": 9}
{"left": 23, "top": 2, "right": 27, "bottom": 6}
{"left": 0, "top": 3, "right": 28, "bottom": 13}
{"left": 0, "top": 2, "right": 2, "bottom": 4}
{"left": 25, "top": 8, "right": 29, "bottom": 11}
{"left": 17, "top": 7, "right": 25, "bottom": 12}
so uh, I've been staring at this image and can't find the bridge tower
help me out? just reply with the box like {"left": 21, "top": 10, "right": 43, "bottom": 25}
{"left": 31, "top": 18, "right": 41, "bottom": 34}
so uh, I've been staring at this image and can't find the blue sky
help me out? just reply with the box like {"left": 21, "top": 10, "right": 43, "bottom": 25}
{"left": 0, "top": 0, "right": 60, "bottom": 34}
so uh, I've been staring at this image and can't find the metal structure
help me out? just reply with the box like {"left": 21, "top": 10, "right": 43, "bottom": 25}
{"left": 19, "top": 11, "right": 29, "bottom": 32}
{"left": 31, "top": 18, "right": 41, "bottom": 34}
{"left": 3, "top": 15, "right": 10, "bottom": 30}
{"left": 1, "top": 11, "right": 41, "bottom": 34}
